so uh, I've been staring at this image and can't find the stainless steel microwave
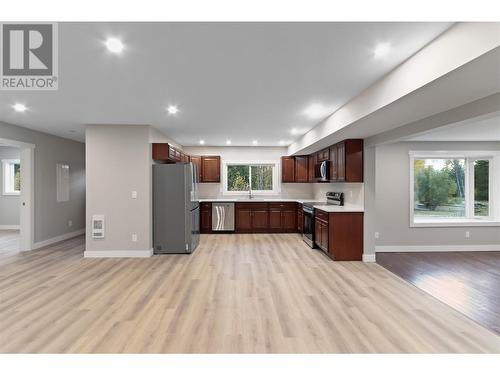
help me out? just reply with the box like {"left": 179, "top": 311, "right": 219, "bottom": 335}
{"left": 314, "top": 160, "right": 330, "bottom": 181}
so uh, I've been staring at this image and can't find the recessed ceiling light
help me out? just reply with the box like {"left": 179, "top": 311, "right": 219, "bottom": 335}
{"left": 226, "top": 140, "right": 232, "bottom": 145}
{"left": 291, "top": 128, "right": 299, "bottom": 135}
{"left": 374, "top": 42, "right": 391, "bottom": 59}
{"left": 252, "top": 140, "right": 258, "bottom": 145}
{"left": 303, "top": 103, "right": 330, "bottom": 119}
{"left": 199, "top": 140, "right": 205, "bottom": 145}
{"left": 279, "top": 140, "right": 285, "bottom": 145}
{"left": 105, "top": 38, "right": 125, "bottom": 54}
{"left": 166, "top": 105, "right": 179, "bottom": 115}
{"left": 12, "top": 103, "right": 27, "bottom": 112}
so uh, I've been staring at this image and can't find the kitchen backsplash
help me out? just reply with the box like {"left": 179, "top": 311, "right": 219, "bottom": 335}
{"left": 197, "top": 182, "right": 314, "bottom": 199}
{"left": 313, "top": 182, "right": 364, "bottom": 207}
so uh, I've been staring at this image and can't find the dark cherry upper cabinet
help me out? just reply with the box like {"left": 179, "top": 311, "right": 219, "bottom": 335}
{"left": 336, "top": 139, "right": 363, "bottom": 183}
{"left": 153, "top": 143, "right": 182, "bottom": 163}
{"left": 201, "top": 156, "right": 221, "bottom": 183}
{"left": 295, "top": 156, "right": 309, "bottom": 183}
{"left": 281, "top": 156, "right": 295, "bottom": 182}
{"left": 308, "top": 155, "right": 315, "bottom": 182}
{"left": 329, "top": 144, "right": 338, "bottom": 181}
{"left": 189, "top": 155, "right": 202, "bottom": 182}
{"left": 316, "top": 148, "right": 330, "bottom": 162}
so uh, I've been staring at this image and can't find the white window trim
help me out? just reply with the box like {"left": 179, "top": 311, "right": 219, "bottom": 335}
{"left": 222, "top": 160, "right": 281, "bottom": 196}
{"left": 409, "top": 150, "right": 500, "bottom": 227}
{"left": 2, "top": 159, "right": 21, "bottom": 196}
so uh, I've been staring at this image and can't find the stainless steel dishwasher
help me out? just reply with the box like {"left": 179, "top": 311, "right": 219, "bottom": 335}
{"left": 212, "top": 202, "right": 235, "bottom": 231}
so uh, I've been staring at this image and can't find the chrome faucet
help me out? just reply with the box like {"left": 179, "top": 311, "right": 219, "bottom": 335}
{"left": 248, "top": 186, "right": 253, "bottom": 200}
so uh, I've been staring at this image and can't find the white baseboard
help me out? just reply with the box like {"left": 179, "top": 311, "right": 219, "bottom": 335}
{"left": 0, "top": 225, "right": 20, "bottom": 230}
{"left": 32, "top": 229, "right": 85, "bottom": 250}
{"left": 376, "top": 244, "right": 500, "bottom": 252}
{"left": 362, "top": 253, "right": 376, "bottom": 262}
{"left": 84, "top": 249, "right": 154, "bottom": 258}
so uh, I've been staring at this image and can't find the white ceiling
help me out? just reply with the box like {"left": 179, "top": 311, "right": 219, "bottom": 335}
{"left": 407, "top": 113, "right": 500, "bottom": 142}
{"left": 0, "top": 22, "right": 452, "bottom": 145}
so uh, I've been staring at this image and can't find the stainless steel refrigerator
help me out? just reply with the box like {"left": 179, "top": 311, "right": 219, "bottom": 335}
{"left": 153, "top": 163, "right": 200, "bottom": 254}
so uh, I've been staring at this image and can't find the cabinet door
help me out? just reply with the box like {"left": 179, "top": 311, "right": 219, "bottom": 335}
{"left": 308, "top": 155, "right": 315, "bottom": 182}
{"left": 282, "top": 210, "right": 296, "bottom": 231}
{"left": 189, "top": 155, "right": 202, "bottom": 182}
{"left": 201, "top": 156, "right": 221, "bottom": 182}
{"left": 295, "top": 156, "right": 308, "bottom": 182}
{"left": 252, "top": 210, "right": 269, "bottom": 231}
{"left": 297, "top": 205, "right": 303, "bottom": 233}
{"left": 314, "top": 217, "right": 322, "bottom": 248}
{"left": 320, "top": 221, "right": 329, "bottom": 252}
{"left": 200, "top": 203, "right": 212, "bottom": 233}
{"left": 236, "top": 208, "right": 252, "bottom": 231}
{"left": 281, "top": 157, "right": 295, "bottom": 182}
{"left": 329, "top": 145, "right": 338, "bottom": 181}
{"left": 337, "top": 142, "right": 346, "bottom": 181}
{"left": 269, "top": 209, "right": 282, "bottom": 230}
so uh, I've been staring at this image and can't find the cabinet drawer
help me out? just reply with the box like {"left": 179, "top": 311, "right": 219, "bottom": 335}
{"left": 315, "top": 209, "right": 329, "bottom": 222}
{"left": 236, "top": 202, "right": 268, "bottom": 210}
{"left": 268, "top": 202, "right": 296, "bottom": 210}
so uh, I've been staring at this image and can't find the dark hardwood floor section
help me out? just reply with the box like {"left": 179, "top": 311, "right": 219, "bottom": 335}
{"left": 377, "top": 251, "right": 500, "bottom": 336}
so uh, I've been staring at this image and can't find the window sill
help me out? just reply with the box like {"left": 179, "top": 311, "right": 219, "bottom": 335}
{"left": 2, "top": 191, "right": 20, "bottom": 196}
{"left": 411, "top": 218, "right": 500, "bottom": 227}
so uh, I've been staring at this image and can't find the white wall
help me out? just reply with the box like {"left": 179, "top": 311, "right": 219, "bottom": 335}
{"left": 0, "top": 121, "right": 85, "bottom": 243}
{"left": 0, "top": 146, "right": 20, "bottom": 227}
{"left": 373, "top": 141, "right": 500, "bottom": 249}
{"left": 184, "top": 146, "right": 314, "bottom": 199}
{"left": 85, "top": 125, "right": 152, "bottom": 255}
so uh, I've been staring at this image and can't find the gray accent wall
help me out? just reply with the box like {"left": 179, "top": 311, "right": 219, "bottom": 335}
{"left": 0, "top": 121, "right": 85, "bottom": 243}
{"left": 372, "top": 141, "right": 500, "bottom": 251}
{"left": 0, "top": 146, "right": 20, "bottom": 226}
{"left": 85, "top": 125, "right": 152, "bottom": 253}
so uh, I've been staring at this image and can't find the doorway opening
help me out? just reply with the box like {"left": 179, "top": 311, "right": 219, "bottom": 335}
{"left": 0, "top": 138, "right": 34, "bottom": 254}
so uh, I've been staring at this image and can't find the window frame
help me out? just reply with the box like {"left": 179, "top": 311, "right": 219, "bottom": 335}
{"left": 409, "top": 151, "right": 499, "bottom": 227}
{"left": 2, "top": 159, "right": 21, "bottom": 196}
{"left": 222, "top": 160, "right": 280, "bottom": 196}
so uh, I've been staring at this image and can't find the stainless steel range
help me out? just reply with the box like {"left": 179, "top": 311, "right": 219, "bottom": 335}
{"left": 302, "top": 192, "right": 344, "bottom": 248}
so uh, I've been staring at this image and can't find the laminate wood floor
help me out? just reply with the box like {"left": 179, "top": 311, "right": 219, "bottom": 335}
{"left": 377, "top": 251, "right": 500, "bottom": 336}
{"left": 0, "top": 230, "right": 19, "bottom": 255}
{"left": 0, "top": 234, "right": 499, "bottom": 353}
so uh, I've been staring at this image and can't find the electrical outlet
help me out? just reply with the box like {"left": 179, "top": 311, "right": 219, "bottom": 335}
{"left": 132, "top": 234, "right": 138, "bottom": 242}
{"left": 374, "top": 232, "right": 380, "bottom": 239}
{"left": 68, "top": 220, "right": 72, "bottom": 227}
{"left": 349, "top": 190, "right": 353, "bottom": 198}
{"left": 131, "top": 191, "right": 137, "bottom": 199}
{"left": 465, "top": 231, "right": 470, "bottom": 239}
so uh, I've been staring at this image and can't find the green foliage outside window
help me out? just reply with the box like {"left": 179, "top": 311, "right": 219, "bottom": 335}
{"left": 14, "top": 163, "right": 21, "bottom": 191}
{"left": 227, "top": 164, "right": 273, "bottom": 192}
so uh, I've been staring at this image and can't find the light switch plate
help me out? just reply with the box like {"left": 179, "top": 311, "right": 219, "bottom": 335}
{"left": 131, "top": 191, "right": 138, "bottom": 199}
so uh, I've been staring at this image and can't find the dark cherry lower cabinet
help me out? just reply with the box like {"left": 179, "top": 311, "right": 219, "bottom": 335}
{"left": 235, "top": 203, "right": 269, "bottom": 232}
{"left": 200, "top": 203, "right": 212, "bottom": 233}
{"left": 268, "top": 203, "right": 296, "bottom": 232}
{"left": 297, "top": 203, "right": 303, "bottom": 233}
{"left": 314, "top": 209, "right": 363, "bottom": 261}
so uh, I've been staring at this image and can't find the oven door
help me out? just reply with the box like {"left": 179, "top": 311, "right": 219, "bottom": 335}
{"left": 302, "top": 209, "right": 315, "bottom": 247}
